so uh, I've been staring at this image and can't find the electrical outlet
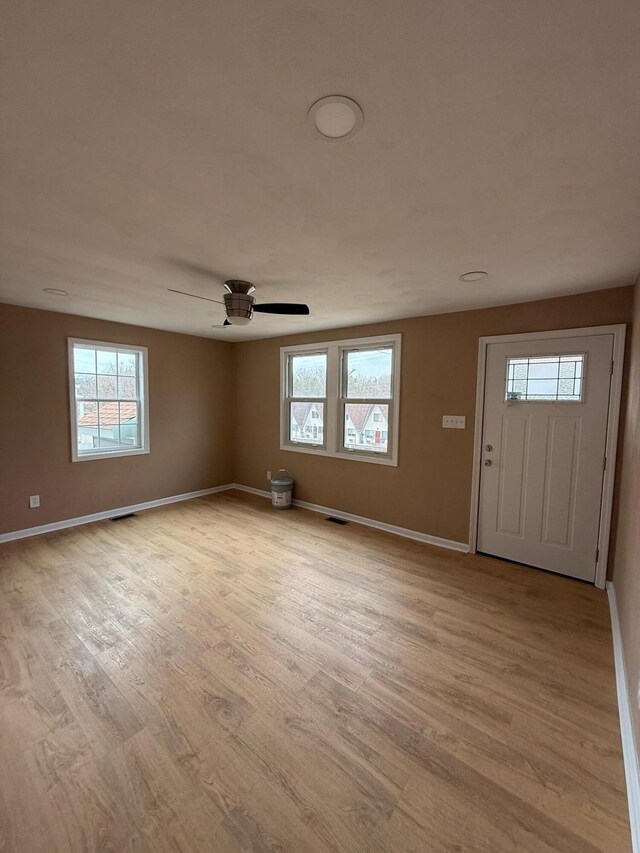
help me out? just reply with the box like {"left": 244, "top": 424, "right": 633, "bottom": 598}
{"left": 29, "top": 495, "right": 40, "bottom": 508}
{"left": 442, "top": 415, "right": 466, "bottom": 429}
{"left": 267, "top": 470, "right": 272, "bottom": 481}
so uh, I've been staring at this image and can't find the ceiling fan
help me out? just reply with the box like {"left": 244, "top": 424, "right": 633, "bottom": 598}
{"left": 168, "top": 279, "right": 310, "bottom": 327}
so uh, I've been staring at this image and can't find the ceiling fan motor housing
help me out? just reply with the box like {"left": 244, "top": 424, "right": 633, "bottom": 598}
{"left": 223, "top": 291, "right": 254, "bottom": 324}
{"left": 224, "top": 279, "right": 255, "bottom": 295}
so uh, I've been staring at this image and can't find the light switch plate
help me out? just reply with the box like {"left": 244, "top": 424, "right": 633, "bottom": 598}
{"left": 29, "top": 494, "right": 40, "bottom": 508}
{"left": 442, "top": 415, "right": 466, "bottom": 429}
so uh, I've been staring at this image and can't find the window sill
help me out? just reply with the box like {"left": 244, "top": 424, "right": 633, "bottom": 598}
{"left": 281, "top": 442, "right": 397, "bottom": 466}
{"left": 72, "top": 447, "right": 150, "bottom": 463}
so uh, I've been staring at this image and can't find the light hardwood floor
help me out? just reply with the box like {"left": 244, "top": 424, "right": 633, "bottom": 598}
{"left": 0, "top": 490, "right": 631, "bottom": 852}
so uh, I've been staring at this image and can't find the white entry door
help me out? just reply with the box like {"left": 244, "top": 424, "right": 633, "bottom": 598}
{"left": 477, "top": 331, "right": 614, "bottom": 581}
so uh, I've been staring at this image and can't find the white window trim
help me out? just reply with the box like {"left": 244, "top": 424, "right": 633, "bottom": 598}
{"left": 280, "top": 333, "right": 401, "bottom": 466}
{"left": 68, "top": 338, "right": 150, "bottom": 463}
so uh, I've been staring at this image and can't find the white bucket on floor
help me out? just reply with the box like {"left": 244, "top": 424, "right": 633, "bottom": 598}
{"left": 270, "top": 470, "right": 293, "bottom": 510}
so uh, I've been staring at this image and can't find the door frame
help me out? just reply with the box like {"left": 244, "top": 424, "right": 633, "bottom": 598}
{"left": 468, "top": 324, "right": 627, "bottom": 588}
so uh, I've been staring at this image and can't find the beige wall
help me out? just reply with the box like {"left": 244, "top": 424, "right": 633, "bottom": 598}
{"left": 234, "top": 286, "right": 634, "bottom": 546}
{"left": 613, "top": 278, "right": 640, "bottom": 765}
{"left": 0, "top": 303, "right": 234, "bottom": 534}
{"left": 0, "top": 287, "right": 634, "bottom": 548}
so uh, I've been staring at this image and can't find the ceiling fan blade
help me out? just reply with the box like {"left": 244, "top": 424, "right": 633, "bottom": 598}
{"left": 253, "top": 303, "right": 310, "bottom": 315}
{"left": 168, "top": 288, "right": 224, "bottom": 305}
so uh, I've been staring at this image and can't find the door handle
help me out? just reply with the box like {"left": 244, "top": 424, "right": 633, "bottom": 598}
{"left": 484, "top": 459, "right": 492, "bottom": 466}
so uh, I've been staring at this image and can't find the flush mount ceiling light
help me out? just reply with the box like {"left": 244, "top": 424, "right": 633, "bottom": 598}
{"left": 308, "top": 95, "right": 364, "bottom": 143}
{"left": 458, "top": 271, "right": 488, "bottom": 282}
{"left": 43, "top": 287, "right": 68, "bottom": 295}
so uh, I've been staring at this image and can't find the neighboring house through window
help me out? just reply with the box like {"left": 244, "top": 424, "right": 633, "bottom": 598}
{"left": 68, "top": 338, "right": 149, "bottom": 461}
{"left": 280, "top": 334, "right": 401, "bottom": 465}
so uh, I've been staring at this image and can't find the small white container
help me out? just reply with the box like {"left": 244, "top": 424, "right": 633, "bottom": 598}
{"left": 270, "top": 470, "right": 293, "bottom": 510}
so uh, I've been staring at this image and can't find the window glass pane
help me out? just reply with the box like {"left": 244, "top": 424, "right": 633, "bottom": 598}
{"left": 99, "top": 428, "right": 119, "bottom": 447}
{"left": 527, "top": 362, "right": 559, "bottom": 379}
{"left": 118, "top": 402, "right": 140, "bottom": 447}
{"left": 117, "top": 375, "right": 136, "bottom": 399}
{"left": 76, "top": 401, "right": 98, "bottom": 453}
{"left": 96, "top": 350, "right": 117, "bottom": 375}
{"left": 343, "top": 403, "right": 389, "bottom": 453}
{"left": 75, "top": 373, "right": 97, "bottom": 398}
{"left": 290, "top": 353, "right": 326, "bottom": 398}
{"left": 74, "top": 347, "right": 96, "bottom": 373}
{"left": 289, "top": 402, "right": 324, "bottom": 445}
{"left": 345, "top": 348, "right": 392, "bottom": 398}
{"left": 98, "top": 402, "right": 119, "bottom": 447}
{"left": 506, "top": 355, "right": 583, "bottom": 401}
{"left": 117, "top": 352, "right": 137, "bottom": 375}
{"left": 97, "top": 374, "right": 117, "bottom": 398}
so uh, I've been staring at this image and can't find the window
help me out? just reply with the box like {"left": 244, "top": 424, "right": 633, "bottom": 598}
{"left": 506, "top": 354, "right": 584, "bottom": 402}
{"left": 68, "top": 339, "right": 149, "bottom": 461}
{"left": 284, "top": 352, "right": 327, "bottom": 448}
{"left": 342, "top": 348, "right": 393, "bottom": 455}
{"left": 281, "top": 334, "right": 401, "bottom": 465}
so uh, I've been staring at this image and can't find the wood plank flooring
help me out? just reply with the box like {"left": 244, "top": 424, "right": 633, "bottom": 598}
{"left": 0, "top": 490, "right": 631, "bottom": 852}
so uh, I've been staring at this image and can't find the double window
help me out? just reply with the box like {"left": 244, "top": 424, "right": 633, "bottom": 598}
{"left": 281, "top": 334, "right": 401, "bottom": 465}
{"left": 68, "top": 338, "right": 149, "bottom": 461}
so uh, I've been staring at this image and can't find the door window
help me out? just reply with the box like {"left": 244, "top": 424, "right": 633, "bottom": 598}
{"left": 505, "top": 354, "right": 584, "bottom": 402}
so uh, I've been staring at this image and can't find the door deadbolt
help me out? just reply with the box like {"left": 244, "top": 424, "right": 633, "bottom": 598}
{"left": 485, "top": 444, "right": 493, "bottom": 452}
{"left": 484, "top": 459, "right": 492, "bottom": 466}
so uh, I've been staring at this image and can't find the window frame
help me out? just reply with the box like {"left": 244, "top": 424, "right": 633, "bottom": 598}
{"left": 280, "top": 333, "right": 401, "bottom": 466}
{"left": 283, "top": 349, "right": 328, "bottom": 450}
{"left": 339, "top": 343, "right": 396, "bottom": 461}
{"left": 68, "top": 338, "right": 150, "bottom": 462}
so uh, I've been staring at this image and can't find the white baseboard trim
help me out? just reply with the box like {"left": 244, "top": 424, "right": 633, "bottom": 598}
{"left": 607, "top": 581, "right": 640, "bottom": 853}
{"left": 229, "top": 483, "right": 469, "bottom": 553}
{"left": 230, "top": 484, "right": 272, "bottom": 499}
{"left": 1, "top": 480, "right": 469, "bottom": 556}
{"left": 0, "top": 485, "right": 234, "bottom": 544}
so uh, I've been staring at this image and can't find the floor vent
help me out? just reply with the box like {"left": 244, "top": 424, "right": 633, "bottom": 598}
{"left": 326, "top": 516, "right": 348, "bottom": 525}
{"left": 111, "top": 513, "right": 137, "bottom": 522}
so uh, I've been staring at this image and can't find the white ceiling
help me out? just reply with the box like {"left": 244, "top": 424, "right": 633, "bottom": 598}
{"left": 1, "top": 0, "right": 639, "bottom": 340}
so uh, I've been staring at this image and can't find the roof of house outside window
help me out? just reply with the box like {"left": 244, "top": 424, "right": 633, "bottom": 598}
{"left": 291, "top": 402, "right": 320, "bottom": 429}
{"left": 77, "top": 401, "right": 137, "bottom": 428}
{"left": 345, "top": 404, "right": 374, "bottom": 433}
